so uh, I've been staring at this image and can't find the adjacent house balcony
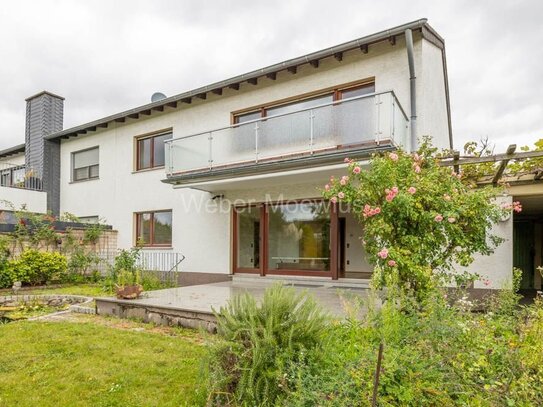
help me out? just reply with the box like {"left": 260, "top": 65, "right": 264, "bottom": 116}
{"left": 0, "top": 163, "right": 42, "bottom": 191}
{"left": 164, "top": 91, "right": 408, "bottom": 184}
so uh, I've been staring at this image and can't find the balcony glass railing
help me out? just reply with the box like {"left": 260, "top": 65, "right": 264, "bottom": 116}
{"left": 165, "top": 91, "right": 408, "bottom": 176}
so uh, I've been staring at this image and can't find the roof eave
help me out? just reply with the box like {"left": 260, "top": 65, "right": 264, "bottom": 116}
{"left": 46, "top": 18, "right": 435, "bottom": 142}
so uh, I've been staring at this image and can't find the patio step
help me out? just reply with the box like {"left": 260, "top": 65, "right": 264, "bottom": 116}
{"left": 232, "top": 274, "right": 371, "bottom": 289}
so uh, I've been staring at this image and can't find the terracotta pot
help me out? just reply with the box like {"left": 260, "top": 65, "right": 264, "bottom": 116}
{"left": 115, "top": 284, "right": 143, "bottom": 299}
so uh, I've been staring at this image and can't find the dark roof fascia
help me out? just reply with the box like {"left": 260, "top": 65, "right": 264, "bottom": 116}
{"left": 0, "top": 143, "right": 25, "bottom": 159}
{"left": 45, "top": 19, "right": 435, "bottom": 142}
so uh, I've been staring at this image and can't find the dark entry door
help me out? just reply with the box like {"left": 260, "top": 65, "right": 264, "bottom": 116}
{"left": 513, "top": 221, "right": 535, "bottom": 289}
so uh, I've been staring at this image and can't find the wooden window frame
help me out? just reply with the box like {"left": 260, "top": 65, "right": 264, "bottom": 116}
{"left": 135, "top": 130, "right": 172, "bottom": 171}
{"left": 231, "top": 78, "right": 375, "bottom": 124}
{"left": 135, "top": 209, "right": 172, "bottom": 247}
{"left": 71, "top": 146, "right": 99, "bottom": 182}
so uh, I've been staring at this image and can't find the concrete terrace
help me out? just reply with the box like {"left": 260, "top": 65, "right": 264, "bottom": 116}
{"left": 96, "top": 277, "right": 372, "bottom": 331}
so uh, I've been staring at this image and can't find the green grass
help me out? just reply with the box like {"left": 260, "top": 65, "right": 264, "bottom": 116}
{"left": 0, "top": 283, "right": 113, "bottom": 298}
{"left": 0, "top": 320, "right": 206, "bottom": 406}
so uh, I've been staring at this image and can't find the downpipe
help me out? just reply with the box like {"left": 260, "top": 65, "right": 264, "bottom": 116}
{"left": 405, "top": 28, "right": 417, "bottom": 151}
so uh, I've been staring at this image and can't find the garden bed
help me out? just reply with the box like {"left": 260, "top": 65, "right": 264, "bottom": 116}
{"left": 0, "top": 294, "right": 94, "bottom": 322}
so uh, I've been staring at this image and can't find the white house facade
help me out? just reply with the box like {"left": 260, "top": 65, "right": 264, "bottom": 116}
{"left": 2, "top": 19, "right": 518, "bottom": 289}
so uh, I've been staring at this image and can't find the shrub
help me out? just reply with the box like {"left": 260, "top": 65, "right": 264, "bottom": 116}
{"left": 284, "top": 289, "right": 543, "bottom": 406}
{"left": 5, "top": 249, "right": 68, "bottom": 286}
{"left": 206, "top": 284, "right": 329, "bottom": 406}
{"left": 323, "top": 139, "right": 508, "bottom": 298}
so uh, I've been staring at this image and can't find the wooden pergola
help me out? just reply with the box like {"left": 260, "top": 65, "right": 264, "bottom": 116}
{"left": 438, "top": 144, "right": 543, "bottom": 186}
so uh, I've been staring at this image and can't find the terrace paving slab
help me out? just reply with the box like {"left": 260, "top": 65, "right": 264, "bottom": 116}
{"left": 97, "top": 279, "right": 372, "bottom": 322}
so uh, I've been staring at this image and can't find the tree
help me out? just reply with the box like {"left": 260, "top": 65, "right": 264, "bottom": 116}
{"left": 323, "top": 139, "right": 513, "bottom": 298}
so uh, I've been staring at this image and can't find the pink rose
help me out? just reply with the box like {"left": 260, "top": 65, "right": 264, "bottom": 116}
{"left": 338, "top": 192, "right": 345, "bottom": 199}
{"left": 435, "top": 214, "right": 443, "bottom": 222}
{"left": 353, "top": 166, "right": 361, "bottom": 174}
{"left": 330, "top": 197, "right": 338, "bottom": 204}
{"left": 374, "top": 207, "right": 381, "bottom": 214}
{"left": 408, "top": 187, "right": 416, "bottom": 194}
{"left": 414, "top": 165, "right": 421, "bottom": 174}
{"left": 413, "top": 153, "right": 420, "bottom": 161}
{"left": 377, "top": 248, "right": 388, "bottom": 259}
{"left": 389, "top": 152, "right": 399, "bottom": 161}
{"left": 344, "top": 157, "right": 351, "bottom": 163}
{"left": 391, "top": 186, "right": 399, "bottom": 194}
{"left": 387, "top": 260, "right": 396, "bottom": 267}
{"left": 324, "top": 184, "right": 330, "bottom": 191}
{"left": 340, "top": 179, "right": 347, "bottom": 186}
{"left": 448, "top": 217, "right": 456, "bottom": 223}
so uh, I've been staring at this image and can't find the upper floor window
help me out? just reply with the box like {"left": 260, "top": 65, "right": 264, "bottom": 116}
{"left": 72, "top": 147, "right": 99, "bottom": 182}
{"left": 136, "top": 132, "right": 172, "bottom": 170}
{"left": 233, "top": 81, "right": 375, "bottom": 123}
{"left": 135, "top": 210, "right": 172, "bottom": 247}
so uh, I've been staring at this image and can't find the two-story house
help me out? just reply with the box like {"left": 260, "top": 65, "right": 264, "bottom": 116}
{"left": 4, "top": 19, "right": 486, "bottom": 286}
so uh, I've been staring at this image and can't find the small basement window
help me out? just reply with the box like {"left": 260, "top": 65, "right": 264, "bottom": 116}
{"left": 72, "top": 147, "right": 99, "bottom": 182}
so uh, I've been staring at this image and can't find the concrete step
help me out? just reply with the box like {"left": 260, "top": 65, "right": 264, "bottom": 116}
{"left": 232, "top": 274, "right": 371, "bottom": 289}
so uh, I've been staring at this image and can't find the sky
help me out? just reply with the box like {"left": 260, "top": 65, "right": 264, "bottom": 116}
{"left": 0, "top": 0, "right": 541, "bottom": 152}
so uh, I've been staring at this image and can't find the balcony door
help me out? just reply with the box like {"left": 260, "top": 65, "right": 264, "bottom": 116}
{"left": 233, "top": 201, "right": 338, "bottom": 278}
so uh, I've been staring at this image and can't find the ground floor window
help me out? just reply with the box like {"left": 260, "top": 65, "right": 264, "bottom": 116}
{"left": 135, "top": 210, "right": 172, "bottom": 247}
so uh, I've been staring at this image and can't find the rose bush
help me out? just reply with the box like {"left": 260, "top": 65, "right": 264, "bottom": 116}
{"left": 323, "top": 139, "right": 510, "bottom": 297}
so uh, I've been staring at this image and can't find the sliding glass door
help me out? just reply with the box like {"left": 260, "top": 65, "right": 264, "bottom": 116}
{"left": 234, "top": 201, "right": 335, "bottom": 277}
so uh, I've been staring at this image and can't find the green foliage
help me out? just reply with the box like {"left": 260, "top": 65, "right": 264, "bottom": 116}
{"left": 285, "top": 289, "right": 543, "bottom": 406}
{"left": 323, "top": 138, "right": 507, "bottom": 298}
{"left": 207, "top": 283, "right": 329, "bottom": 406}
{"left": 116, "top": 269, "right": 141, "bottom": 287}
{"left": 4, "top": 249, "right": 67, "bottom": 286}
{"left": 0, "top": 320, "right": 205, "bottom": 406}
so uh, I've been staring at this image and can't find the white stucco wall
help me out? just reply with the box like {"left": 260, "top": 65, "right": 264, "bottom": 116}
{"left": 59, "top": 34, "right": 450, "bottom": 275}
{"left": 460, "top": 196, "right": 514, "bottom": 289}
{"left": 418, "top": 40, "right": 451, "bottom": 150}
{"left": 0, "top": 186, "right": 47, "bottom": 213}
{"left": 0, "top": 152, "right": 25, "bottom": 168}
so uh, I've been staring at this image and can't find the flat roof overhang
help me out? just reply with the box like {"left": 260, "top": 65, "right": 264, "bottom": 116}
{"left": 0, "top": 143, "right": 25, "bottom": 160}
{"left": 164, "top": 144, "right": 394, "bottom": 193}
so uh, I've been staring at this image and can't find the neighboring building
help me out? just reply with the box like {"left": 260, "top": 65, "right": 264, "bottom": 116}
{"left": 1, "top": 19, "right": 470, "bottom": 285}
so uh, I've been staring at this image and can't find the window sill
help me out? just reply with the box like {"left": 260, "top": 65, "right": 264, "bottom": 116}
{"left": 134, "top": 246, "right": 173, "bottom": 250}
{"left": 132, "top": 166, "right": 165, "bottom": 174}
{"left": 69, "top": 178, "right": 100, "bottom": 184}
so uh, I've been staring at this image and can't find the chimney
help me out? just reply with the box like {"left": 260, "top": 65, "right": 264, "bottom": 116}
{"left": 25, "top": 91, "right": 64, "bottom": 215}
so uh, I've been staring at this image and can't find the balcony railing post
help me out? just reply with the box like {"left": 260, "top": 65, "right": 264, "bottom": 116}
{"left": 208, "top": 132, "right": 213, "bottom": 170}
{"left": 167, "top": 141, "right": 173, "bottom": 176}
{"left": 391, "top": 96, "right": 396, "bottom": 143}
{"left": 254, "top": 122, "right": 259, "bottom": 163}
{"left": 309, "top": 109, "right": 315, "bottom": 154}
{"left": 375, "top": 94, "right": 382, "bottom": 145}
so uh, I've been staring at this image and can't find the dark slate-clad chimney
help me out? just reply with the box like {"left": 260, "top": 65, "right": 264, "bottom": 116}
{"left": 25, "top": 91, "right": 64, "bottom": 215}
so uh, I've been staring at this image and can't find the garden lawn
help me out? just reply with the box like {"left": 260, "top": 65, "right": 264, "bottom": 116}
{"left": 0, "top": 320, "right": 206, "bottom": 407}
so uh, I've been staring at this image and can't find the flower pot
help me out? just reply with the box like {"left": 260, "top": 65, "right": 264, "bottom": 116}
{"left": 115, "top": 284, "right": 143, "bottom": 299}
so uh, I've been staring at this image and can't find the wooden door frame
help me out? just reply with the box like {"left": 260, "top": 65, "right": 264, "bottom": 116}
{"left": 233, "top": 200, "right": 339, "bottom": 279}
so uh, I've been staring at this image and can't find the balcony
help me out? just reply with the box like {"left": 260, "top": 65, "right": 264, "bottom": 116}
{"left": 0, "top": 163, "right": 42, "bottom": 191}
{"left": 164, "top": 91, "right": 408, "bottom": 184}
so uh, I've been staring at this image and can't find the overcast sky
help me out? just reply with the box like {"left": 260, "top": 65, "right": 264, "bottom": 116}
{"left": 0, "top": 0, "right": 541, "bottom": 152}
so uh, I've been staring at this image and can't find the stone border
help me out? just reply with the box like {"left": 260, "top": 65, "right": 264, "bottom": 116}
{"left": 0, "top": 294, "right": 96, "bottom": 316}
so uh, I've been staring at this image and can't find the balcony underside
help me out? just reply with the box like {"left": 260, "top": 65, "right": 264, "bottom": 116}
{"left": 164, "top": 142, "right": 395, "bottom": 193}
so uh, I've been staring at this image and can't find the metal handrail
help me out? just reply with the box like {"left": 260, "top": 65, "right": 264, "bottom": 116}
{"left": 165, "top": 90, "right": 408, "bottom": 143}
